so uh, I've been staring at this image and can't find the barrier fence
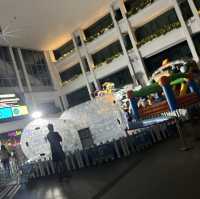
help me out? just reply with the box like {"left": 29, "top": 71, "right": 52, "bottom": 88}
{"left": 19, "top": 118, "right": 177, "bottom": 182}
{"left": 1, "top": 102, "right": 200, "bottom": 186}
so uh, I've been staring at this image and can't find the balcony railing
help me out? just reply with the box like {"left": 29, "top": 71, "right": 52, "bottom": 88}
{"left": 85, "top": 23, "right": 114, "bottom": 43}
{"left": 137, "top": 21, "right": 181, "bottom": 47}
{"left": 55, "top": 48, "right": 75, "bottom": 62}
{"left": 94, "top": 52, "right": 123, "bottom": 69}
{"left": 62, "top": 74, "right": 82, "bottom": 86}
{"left": 126, "top": 0, "right": 154, "bottom": 18}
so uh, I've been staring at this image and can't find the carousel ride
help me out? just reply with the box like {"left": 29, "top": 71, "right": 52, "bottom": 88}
{"left": 126, "top": 58, "right": 200, "bottom": 119}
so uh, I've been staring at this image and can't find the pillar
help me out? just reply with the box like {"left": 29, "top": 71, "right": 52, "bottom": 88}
{"left": 9, "top": 47, "right": 24, "bottom": 93}
{"left": 159, "top": 76, "right": 178, "bottom": 111}
{"left": 119, "top": 0, "right": 148, "bottom": 84}
{"left": 72, "top": 33, "right": 94, "bottom": 99}
{"left": 78, "top": 30, "right": 101, "bottom": 90}
{"left": 44, "top": 51, "right": 62, "bottom": 90}
{"left": 110, "top": 5, "right": 138, "bottom": 86}
{"left": 173, "top": 0, "right": 199, "bottom": 63}
{"left": 127, "top": 90, "right": 140, "bottom": 120}
{"left": 17, "top": 48, "right": 32, "bottom": 92}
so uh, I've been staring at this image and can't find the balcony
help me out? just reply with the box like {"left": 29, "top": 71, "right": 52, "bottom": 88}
{"left": 137, "top": 21, "right": 181, "bottom": 48}
{"left": 53, "top": 40, "right": 75, "bottom": 62}
{"left": 126, "top": 0, "right": 155, "bottom": 18}
{"left": 60, "top": 74, "right": 88, "bottom": 94}
{"left": 55, "top": 49, "right": 75, "bottom": 62}
{"left": 85, "top": 23, "right": 114, "bottom": 43}
{"left": 55, "top": 51, "right": 78, "bottom": 72}
{"left": 94, "top": 52, "right": 123, "bottom": 69}
{"left": 128, "top": 0, "right": 173, "bottom": 28}
{"left": 95, "top": 54, "right": 127, "bottom": 79}
{"left": 86, "top": 28, "right": 118, "bottom": 55}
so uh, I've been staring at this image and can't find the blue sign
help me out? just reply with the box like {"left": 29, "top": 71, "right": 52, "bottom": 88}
{"left": 0, "top": 107, "right": 13, "bottom": 120}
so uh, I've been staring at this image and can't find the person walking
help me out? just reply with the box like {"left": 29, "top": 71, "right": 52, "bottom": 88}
{"left": 0, "top": 145, "right": 11, "bottom": 176}
{"left": 46, "top": 124, "right": 70, "bottom": 181}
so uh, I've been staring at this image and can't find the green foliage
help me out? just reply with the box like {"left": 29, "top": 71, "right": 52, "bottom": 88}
{"left": 126, "top": 0, "right": 154, "bottom": 17}
{"left": 85, "top": 23, "right": 114, "bottom": 43}
{"left": 137, "top": 21, "right": 181, "bottom": 47}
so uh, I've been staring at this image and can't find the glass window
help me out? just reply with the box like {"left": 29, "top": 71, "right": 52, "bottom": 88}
{"left": 21, "top": 49, "right": 52, "bottom": 89}
{"left": 0, "top": 47, "right": 17, "bottom": 87}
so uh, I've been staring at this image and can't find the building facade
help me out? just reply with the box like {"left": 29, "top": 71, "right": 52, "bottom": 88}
{"left": 45, "top": 0, "right": 200, "bottom": 108}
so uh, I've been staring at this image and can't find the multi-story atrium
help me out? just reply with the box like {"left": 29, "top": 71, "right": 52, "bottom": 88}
{"left": 1, "top": 0, "right": 200, "bottom": 198}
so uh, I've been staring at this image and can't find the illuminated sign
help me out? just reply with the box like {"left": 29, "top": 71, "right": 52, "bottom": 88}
{"left": 0, "top": 107, "right": 13, "bottom": 120}
{"left": 0, "top": 106, "right": 29, "bottom": 121}
{"left": 12, "top": 106, "right": 29, "bottom": 117}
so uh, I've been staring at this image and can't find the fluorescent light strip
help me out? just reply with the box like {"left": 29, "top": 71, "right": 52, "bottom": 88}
{"left": 0, "top": 98, "right": 20, "bottom": 103}
{"left": 0, "top": 94, "right": 16, "bottom": 99}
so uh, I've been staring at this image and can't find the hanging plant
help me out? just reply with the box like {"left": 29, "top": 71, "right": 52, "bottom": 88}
{"left": 127, "top": 0, "right": 154, "bottom": 18}
{"left": 137, "top": 21, "right": 181, "bottom": 47}
{"left": 85, "top": 23, "right": 114, "bottom": 43}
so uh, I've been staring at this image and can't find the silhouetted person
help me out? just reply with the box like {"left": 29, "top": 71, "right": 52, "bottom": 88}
{"left": 47, "top": 124, "right": 69, "bottom": 181}
{"left": 0, "top": 145, "right": 11, "bottom": 176}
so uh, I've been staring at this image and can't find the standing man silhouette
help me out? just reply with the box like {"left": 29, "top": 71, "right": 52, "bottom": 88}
{"left": 47, "top": 124, "right": 69, "bottom": 181}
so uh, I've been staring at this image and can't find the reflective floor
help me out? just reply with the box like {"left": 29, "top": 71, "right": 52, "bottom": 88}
{"left": 14, "top": 123, "right": 200, "bottom": 199}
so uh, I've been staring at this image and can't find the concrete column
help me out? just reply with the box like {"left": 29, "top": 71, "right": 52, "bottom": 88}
{"left": 72, "top": 33, "right": 94, "bottom": 99}
{"left": 173, "top": 0, "right": 199, "bottom": 63}
{"left": 110, "top": 5, "right": 138, "bottom": 86}
{"left": 119, "top": 0, "right": 148, "bottom": 84}
{"left": 44, "top": 51, "right": 62, "bottom": 90}
{"left": 17, "top": 48, "right": 37, "bottom": 110}
{"left": 187, "top": 0, "right": 200, "bottom": 26}
{"left": 78, "top": 30, "right": 101, "bottom": 90}
{"left": 17, "top": 48, "right": 32, "bottom": 92}
{"left": 8, "top": 47, "right": 24, "bottom": 93}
